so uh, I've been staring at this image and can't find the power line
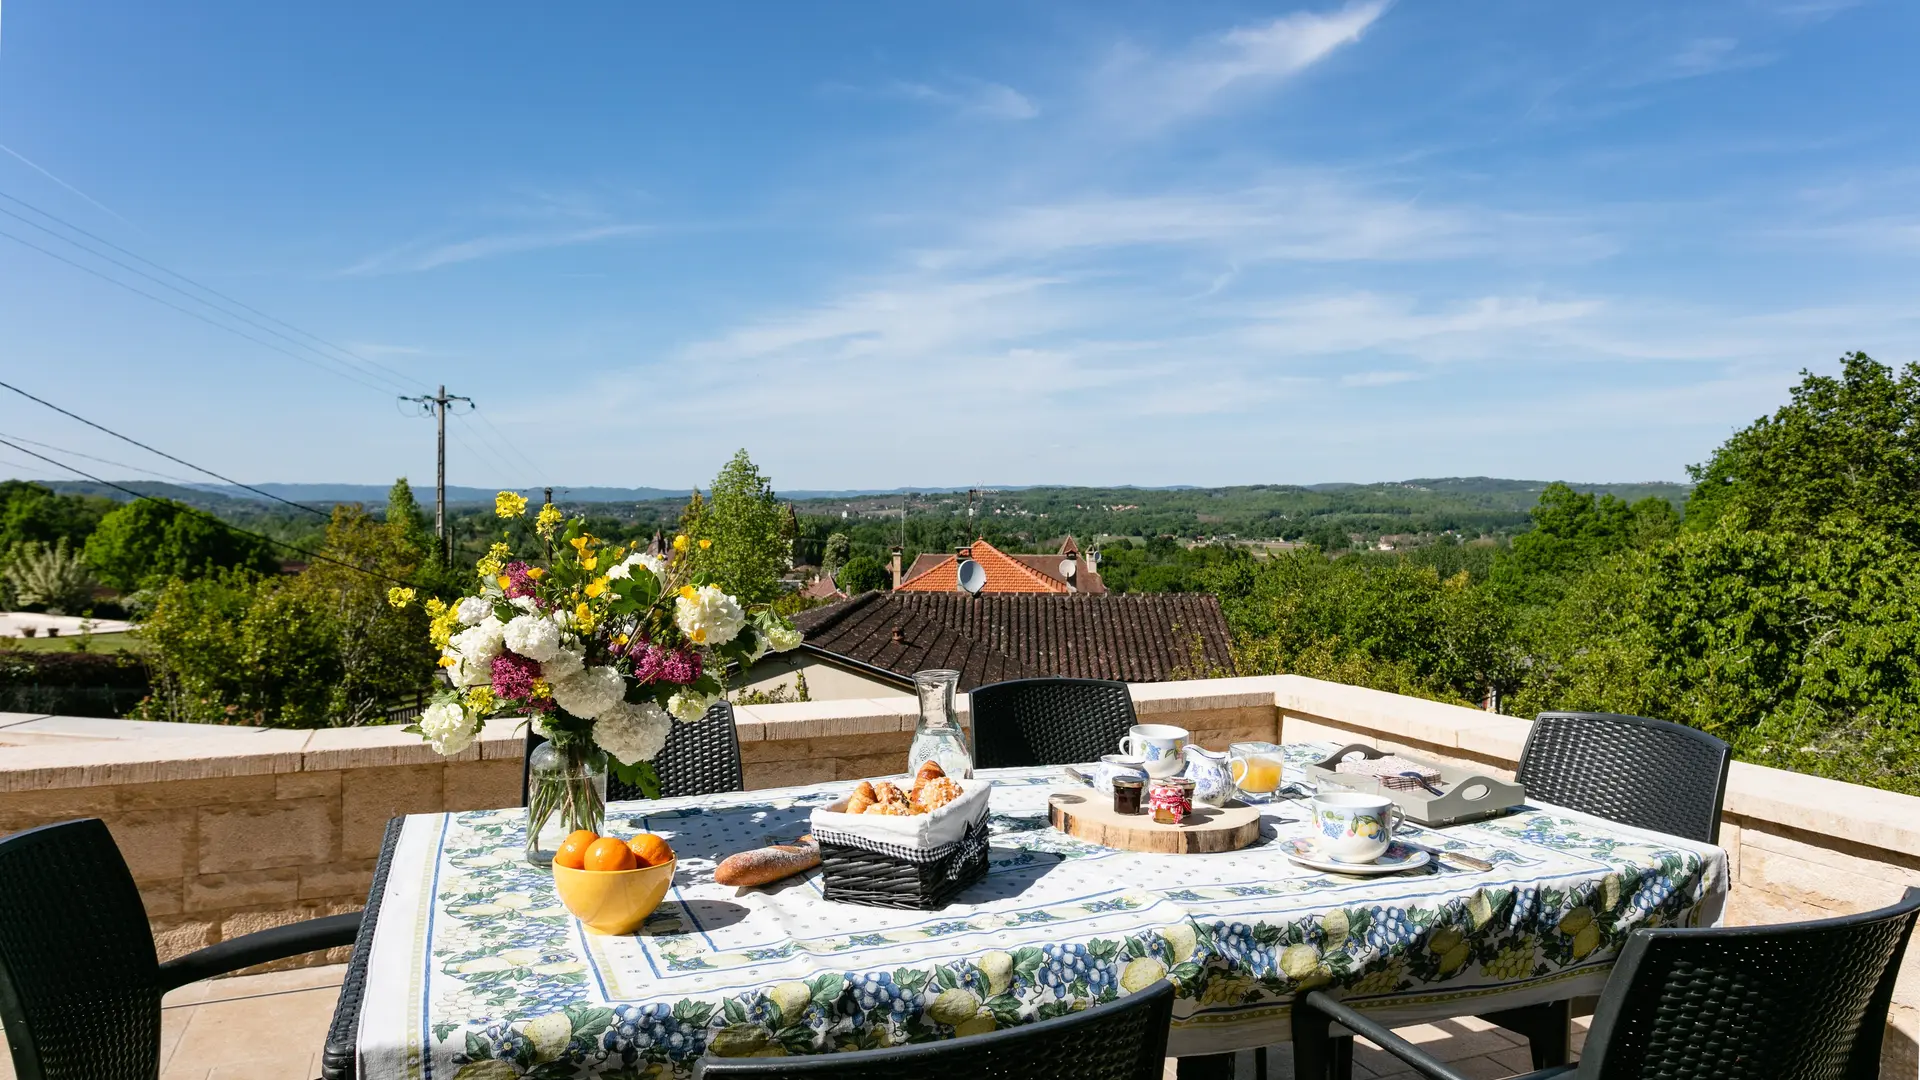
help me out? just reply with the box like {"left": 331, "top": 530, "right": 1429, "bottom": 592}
{"left": 0, "top": 226, "right": 398, "bottom": 396}
{"left": 0, "top": 431, "right": 207, "bottom": 487}
{"left": 0, "top": 436, "right": 414, "bottom": 588}
{"left": 0, "top": 379, "right": 331, "bottom": 518}
{"left": 0, "top": 187, "right": 427, "bottom": 394}
{"left": 470, "top": 405, "right": 547, "bottom": 486}
{"left": 449, "top": 410, "right": 526, "bottom": 489}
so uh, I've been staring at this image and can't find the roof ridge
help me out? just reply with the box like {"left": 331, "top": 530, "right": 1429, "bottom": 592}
{"left": 967, "top": 538, "right": 1065, "bottom": 591}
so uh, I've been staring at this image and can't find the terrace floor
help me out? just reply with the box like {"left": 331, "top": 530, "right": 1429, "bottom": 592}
{"left": 0, "top": 964, "right": 1592, "bottom": 1079}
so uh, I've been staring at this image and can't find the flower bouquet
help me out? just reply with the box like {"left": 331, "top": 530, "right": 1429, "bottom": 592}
{"left": 405, "top": 492, "right": 801, "bottom": 863}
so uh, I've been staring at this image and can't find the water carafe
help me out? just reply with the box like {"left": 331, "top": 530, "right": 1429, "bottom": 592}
{"left": 908, "top": 669, "right": 973, "bottom": 779}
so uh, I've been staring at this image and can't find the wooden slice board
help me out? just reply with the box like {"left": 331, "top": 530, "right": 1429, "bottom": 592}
{"left": 1048, "top": 790, "right": 1263, "bottom": 854}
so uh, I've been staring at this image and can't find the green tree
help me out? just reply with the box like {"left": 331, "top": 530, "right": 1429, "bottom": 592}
{"left": 84, "top": 499, "right": 277, "bottom": 592}
{"left": 292, "top": 506, "right": 436, "bottom": 724}
{"left": 1686, "top": 351, "right": 1920, "bottom": 539}
{"left": 0, "top": 481, "right": 113, "bottom": 552}
{"left": 821, "top": 532, "right": 851, "bottom": 576}
{"left": 3, "top": 538, "right": 96, "bottom": 613}
{"left": 837, "top": 554, "right": 886, "bottom": 595}
{"left": 134, "top": 570, "right": 341, "bottom": 727}
{"left": 680, "top": 450, "right": 790, "bottom": 603}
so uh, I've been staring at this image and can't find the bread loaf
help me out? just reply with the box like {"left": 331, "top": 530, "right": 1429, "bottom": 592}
{"left": 713, "top": 839, "right": 821, "bottom": 888}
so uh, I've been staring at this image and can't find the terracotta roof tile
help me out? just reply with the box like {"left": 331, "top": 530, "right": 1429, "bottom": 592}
{"left": 790, "top": 591, "right": 1235, "bottom": 691}
{"left": 896, "top": 538, "right": 1068, "bottom": 594}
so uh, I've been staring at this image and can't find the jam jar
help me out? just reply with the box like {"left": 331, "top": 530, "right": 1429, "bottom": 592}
{"left": 1148, "top": 776, "right": 1195, "bottom": 825}
{"left": 1112, "top": 776, "right": 1145, "bottom": 815}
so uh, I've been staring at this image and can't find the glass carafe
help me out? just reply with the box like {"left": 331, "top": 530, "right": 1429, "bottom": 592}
{"left": 909, "top": 669, "right": 973, "bottom": 779}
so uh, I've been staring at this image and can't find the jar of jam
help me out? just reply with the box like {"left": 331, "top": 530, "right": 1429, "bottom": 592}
{"left": 1112, "top": 776, "right": 1144, "bottom": 815}
{"left": 1148, "top": 776, "right": 1195, "bottom": 825}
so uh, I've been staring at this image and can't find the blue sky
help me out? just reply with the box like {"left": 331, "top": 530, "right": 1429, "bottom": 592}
{"left": 1, "top": 0, "right": 1915, "bottom": 492}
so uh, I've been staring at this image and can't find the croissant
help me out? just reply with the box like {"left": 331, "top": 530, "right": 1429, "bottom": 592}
{"left": 913, "top": 775, "right": 964, "bottom": 813}
{"left": 846, "top": 780, "right": 878, "bottom": 816}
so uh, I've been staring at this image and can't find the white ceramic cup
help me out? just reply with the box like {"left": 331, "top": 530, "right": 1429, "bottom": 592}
{"left": 1119, "top": 724, "right": 1189, "bottom": 778}
{"left": 1086, "top": 754, "right": 1150, "bottom": 794}
{"left": 1310, "top": 791, "right": 1406, "bottom": 863}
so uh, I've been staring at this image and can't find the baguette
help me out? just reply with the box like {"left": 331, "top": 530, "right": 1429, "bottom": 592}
{"left": 713, "top": 839, "right": 821, "bottom": 888}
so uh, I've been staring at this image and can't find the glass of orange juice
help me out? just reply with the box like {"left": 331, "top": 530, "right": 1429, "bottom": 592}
{"left": 1229, "top": 742, "right": 1283, "bottom": 798}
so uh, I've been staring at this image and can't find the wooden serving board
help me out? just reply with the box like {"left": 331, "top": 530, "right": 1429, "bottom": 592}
{"left": 1048, "top": 790, "right": 1263, "bottom": 854}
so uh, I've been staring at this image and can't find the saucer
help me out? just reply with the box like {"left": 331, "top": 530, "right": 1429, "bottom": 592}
{"left": 1282, "top": 837, "right": 1432, "bottom": 875}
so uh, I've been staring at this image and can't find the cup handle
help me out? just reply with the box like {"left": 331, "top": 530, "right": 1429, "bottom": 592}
{"left": 1119, "top": 734, "right": 1136, "bottom": 757}
{"left": 1388, "top": 805, "right": 1407, "bottom": 834}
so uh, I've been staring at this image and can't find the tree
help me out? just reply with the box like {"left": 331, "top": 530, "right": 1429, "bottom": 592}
{"left": 837, "top": 554, "right": 887, "bottom": 594}
{"left": 3, "top": 538, "right": 96, "bottom": 613}
{"left": 679, "top": 450, "right": 790, "bottom": 603}
{"left": 134, "top": 570, "right": 342, "bottom": 727}
{"left": 821, "top": 533, "right": 851, "bottom": 576}
{"left": 83, "top": 499, "right": 277, "bottom": 592}
{"left": 291, "top": 506, "right": 436, "bottom": 724}
{"left": 1686, "top": 352, "right": 1920, "bottom": 540}
{"left": 0, "top": 481, "right": 112, "bottom": 553}
{"left": 384, "top": 478, "right": 435, "bottom": 557}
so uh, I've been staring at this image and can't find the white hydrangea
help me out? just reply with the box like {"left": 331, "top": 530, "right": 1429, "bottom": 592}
{"left": 592, "top": 700, "right": 672, "bottom": 765}
{"left": 667, "top": 689, "right": 719, "bottom": 723}
{"left": 503, "top": 613, "right": 565, "bottom": 662}
{"left": 765, "top": 624, "right": 802, "bottom": 652}
{"left": 541, "top": 647, "right": 583, "bottom": 683}
{"left": 550, "top": 665, "right": 625, "bottom": 720}
{"left": 605, "top": 552, "right": 668, "bottom": 583}
{"left": 456, "top": 596, "right": 494, "bottom": 626}
{"left": 449, "top": 652, "right": 493, "bottom": 688}
{"left": 419, "top": 701, "right": 477, "bottom": 755}
{"left": 450, "top": 619, "right": 505, "bottom": 664}
{"left": 674, "top": 585, "right": 745, "bottom": 646}
{"left": 510, "top": 595, "right": 540, "bottom": 613}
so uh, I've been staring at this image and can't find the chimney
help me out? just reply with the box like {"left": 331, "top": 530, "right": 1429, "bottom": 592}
{"left": 889, "top": 546, "right": 902, "bottom": 590}
{"left": 1062, "top": 550, "right": 1078, "bottom": 593}
{"left": 891, "top": 625, "right": 905, "bottom": 645}
{"left": 955, "top": 543, "right": 971, "bottom": 561}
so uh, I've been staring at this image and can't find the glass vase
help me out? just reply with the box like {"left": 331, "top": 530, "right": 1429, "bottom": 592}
{"left": 908, "top": 669, "right": 973, "bottom": 779}
{"left": 525, "top": 741, "right": 607, "bottom": 867}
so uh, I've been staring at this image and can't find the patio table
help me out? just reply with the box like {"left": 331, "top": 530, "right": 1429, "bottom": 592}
{"left": 328, "top": 744, "right": 1727, "bottom": 1080}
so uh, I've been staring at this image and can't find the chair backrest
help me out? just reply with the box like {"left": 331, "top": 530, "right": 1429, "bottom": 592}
{"left": 0, "top": 818, "right": 163, "bottom": 1080}
{"left": 1580, "top": 887, "right": 1920, "bottom": 1080}
{"left": 522, "top": 701, "right": 745, "bottom": 803}
{"left": 1518, "top": 711, "right": 1730, "bottom": 843}
{"left": 969, "top": 677, "right": 1138, "bottom": 769}
{"left": 695, "top": 978, "right": 1174, "bottom": 1080}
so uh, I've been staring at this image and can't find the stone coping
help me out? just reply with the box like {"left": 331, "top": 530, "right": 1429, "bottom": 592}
{"left": 3, "top": 675, "right": 1915, "bottom": 861}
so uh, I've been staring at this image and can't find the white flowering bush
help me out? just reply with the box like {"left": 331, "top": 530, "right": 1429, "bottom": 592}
{"left": 403, "top": 497, "right": 802, "bottom": 801}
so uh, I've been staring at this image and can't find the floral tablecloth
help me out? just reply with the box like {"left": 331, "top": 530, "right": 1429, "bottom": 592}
{"left": 355, "top": 744, "right": 1727, "bottom": 1079}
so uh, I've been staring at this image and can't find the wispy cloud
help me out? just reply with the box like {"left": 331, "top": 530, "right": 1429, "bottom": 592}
{"left": 1090, "top": 0, "right": 1390, "bottom": 131}
{"left": 0, "top": 141, "right": 142, "bottom": 232}
{"left": 340, "top": 223, "right": 649, "bottom": 276}
{"left": 884, "top": 79, "right": 1040, "bottom": 120}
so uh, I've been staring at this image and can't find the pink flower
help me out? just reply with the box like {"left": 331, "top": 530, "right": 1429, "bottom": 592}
{"left": 661, "top": 649, "right": 702, "bottom": 685}
{"left": 503, "top": 561, "right": 538, "bottom": 599}
{"left": 490, "top": 652, "right": 542, "bottom": 700}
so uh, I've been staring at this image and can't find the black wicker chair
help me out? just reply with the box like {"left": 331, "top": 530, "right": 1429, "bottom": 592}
{"left": 969, "top": 677, "right": 1139, "bottom": 769}
{"left": 1517, "top": 711, "right": 1731, "bottom": 845}
{"left": 523, "top": 700, "right": 745, "bottom": 802}
{"left": 696, "top": 978, "right": 1174, "bottom": 1079}
{"left": 1293, "top": 887, "right": 1920, "bottom": 1080}
{"left": 0, "top": 817, "right": 361, "bottom": 1080}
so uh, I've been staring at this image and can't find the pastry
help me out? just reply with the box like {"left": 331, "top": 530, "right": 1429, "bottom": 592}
{"left": 912, "top": 775, "right": 964, "bottom": 813}
{"left": 714, "top": 839, "right": 820, "bottom": 887}
{"left": 846, "top": 780, "right": 878, "bottom": 815}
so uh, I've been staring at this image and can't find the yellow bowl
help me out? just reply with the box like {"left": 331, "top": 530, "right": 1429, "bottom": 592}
{"left": 551, "top": 858, "right": 676, "bottom": 935}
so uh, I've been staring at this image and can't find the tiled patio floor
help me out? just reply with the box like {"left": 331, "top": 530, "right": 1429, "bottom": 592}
{"left": 1, "top": 965, "right": 1588, "bottom": 1079}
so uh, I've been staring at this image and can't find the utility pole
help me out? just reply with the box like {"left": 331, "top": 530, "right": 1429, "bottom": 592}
{"left": 401, "top": 385, "right": 472, "bottom": 566}
{"left": 543, "top": 486, "right": 554, "bottom": 561}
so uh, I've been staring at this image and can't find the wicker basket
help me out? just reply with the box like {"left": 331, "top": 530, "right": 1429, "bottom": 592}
{"left": 813, "top": 811, "right": 990, "bottom": 909}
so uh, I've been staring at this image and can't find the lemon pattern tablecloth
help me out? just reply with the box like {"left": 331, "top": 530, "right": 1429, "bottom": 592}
{"left": 354, "top": 745, "right": 1727, "bottom": 1079}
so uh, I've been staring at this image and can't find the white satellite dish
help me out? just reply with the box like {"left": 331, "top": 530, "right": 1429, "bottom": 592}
{"left": 1058, "top": 559, "right": 1076, "bottom": 580}
{"left": 956, "top": 559, "right": 987, "bottom": 596}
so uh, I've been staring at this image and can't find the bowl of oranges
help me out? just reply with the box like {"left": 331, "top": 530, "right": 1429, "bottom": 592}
{"left": 549, "top": 830, "right": 677, "bottom": 935}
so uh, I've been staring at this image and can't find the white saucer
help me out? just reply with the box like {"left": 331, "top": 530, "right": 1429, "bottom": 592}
{"left": 1282, "top": 837, "right": 1432, "bottom": 875}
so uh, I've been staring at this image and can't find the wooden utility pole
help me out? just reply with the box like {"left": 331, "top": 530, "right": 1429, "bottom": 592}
{"left": 401, "top": 385, "right": 472, "bottom": 565}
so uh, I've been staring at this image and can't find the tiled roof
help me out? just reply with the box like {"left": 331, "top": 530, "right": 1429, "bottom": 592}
{"left": 790, "top": 591, "right": 1236, "bottom": 691}
{"left": 896, "top": 538, "right": 1090, "bottom": 594}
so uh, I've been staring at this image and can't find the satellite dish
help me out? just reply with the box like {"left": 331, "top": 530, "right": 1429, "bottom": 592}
{"left": 956, "top": 559, "right": 987, "bottom": 596}
{"left": 1058, "top": 559, "right": 1077, "bottom": 580}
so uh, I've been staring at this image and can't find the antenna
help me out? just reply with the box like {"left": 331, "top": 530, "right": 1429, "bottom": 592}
{"left": 956, "top": 559, "right": 987, "bottom": 596}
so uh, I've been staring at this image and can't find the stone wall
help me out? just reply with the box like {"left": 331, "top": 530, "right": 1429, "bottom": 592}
{"left": 2, "top": 676, "right": 1917, "bottom": 1075}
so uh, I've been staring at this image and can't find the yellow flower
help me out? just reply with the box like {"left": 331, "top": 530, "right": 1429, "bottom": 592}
{"left": 530, "top": 679, "right": 552, "bottom": 700}
{"left": 698, "top": 538, "right": 712, "bottom": 550}
{"left": 534, "top": 504, "right": 564, "bottom": 539}
{"left": 497, "top": 575, "right": 512, "bottom": 591}
{"left": 386, "top": 586, "right": 416, "bottom": 609}
{"left": 580, "top": 554, "right": 597, "bottom": 571}
{"left": 585, "top": 579, "right": 608, "bottom": 599}
{"left": 437, "top": 655, "right": 457, "bottom": 668}
{"left": 464, "top": 686, "right": 497, "bottom": 714}
{"left": 678, "top": 585, "right": 698, "bottom": 601}
{"left": 495, "top": 491, "right": 528, "bottom": 518}
{"left": 527, "top": 567, "right": 546, "bottom": 580}
{"left": 573, "top": 603, "right": 597, "bottom": 633}
{"left": 424, "top": 598, "right": 447, "bottom": 618}
{"left": 615, "top": 633, "right": 630, "bottom": 646}
{"left": 673, "top": 534, "right": 689, "bottom": 553}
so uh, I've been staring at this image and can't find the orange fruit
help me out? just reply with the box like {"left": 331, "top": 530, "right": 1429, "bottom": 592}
{"left": 553, "top": 829, "right": 599, "bottom": 870}
{"left": 628, "top": 833, "right": 673, "bottom": 867}
{"left": 583, "top": 836, "right": 638, "bottom": 872}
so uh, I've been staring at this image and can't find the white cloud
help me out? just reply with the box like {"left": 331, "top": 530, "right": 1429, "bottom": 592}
{"left": 341, "top": 224, "right": 650, "bottom": 276}
{"left": 1091, "top": 1, "right": 1390, "bottom": 131}
{"left": 888, "top": 79, "right": 1039, "bottom": 120}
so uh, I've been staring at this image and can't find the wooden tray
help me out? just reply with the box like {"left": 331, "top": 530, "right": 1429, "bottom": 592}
{"left": 1048, "top": 790, "right": 1262, "bottom": 854}
{"left": 1306, "top": 744, "right": 1524, "bottom": 827}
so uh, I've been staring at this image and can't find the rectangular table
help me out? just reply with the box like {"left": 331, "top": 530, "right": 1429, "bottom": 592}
{"left": 331, "top": 744, "right": 1727, "bottom": 1079}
